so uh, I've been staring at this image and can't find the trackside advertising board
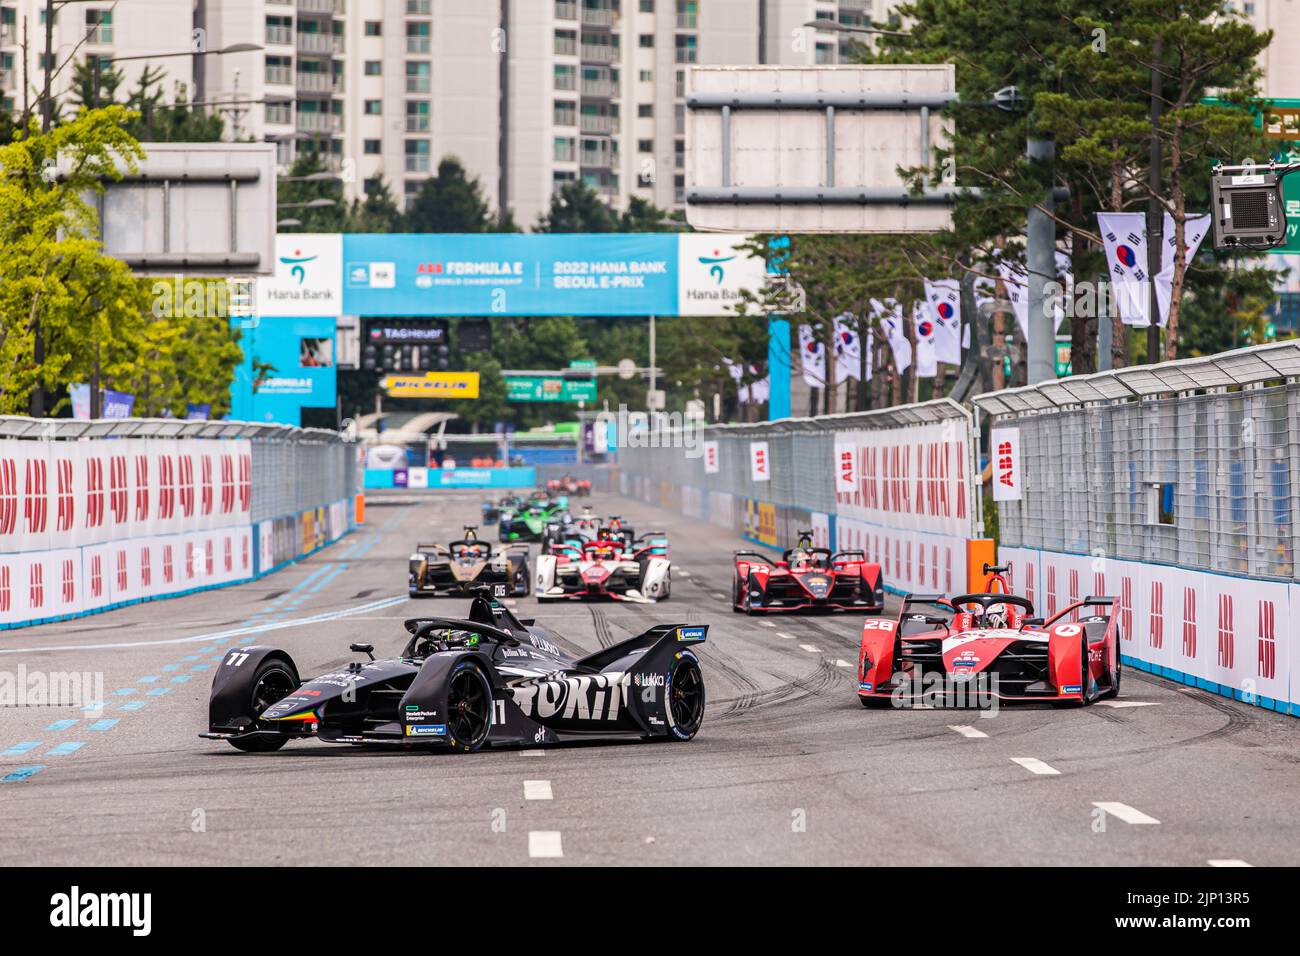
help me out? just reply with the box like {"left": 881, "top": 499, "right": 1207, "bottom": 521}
{"left": 256, "top": 234, "right": 768, "bottom": 319}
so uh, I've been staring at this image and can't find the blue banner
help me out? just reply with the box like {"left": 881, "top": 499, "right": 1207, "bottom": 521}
{"left": 341, "top": 234, "right": 678, "bottom": 316}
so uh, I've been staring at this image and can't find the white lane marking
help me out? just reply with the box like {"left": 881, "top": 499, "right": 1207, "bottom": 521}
{"left": 977, "top": 709, "right": 997, "bottom": 719}
{"left": 678, "top": 570, "right": 691, "bottom": 577}
{"left": 528, "top": 831, "right": 564, "bottom": 858}
{"left": 1208, "top": 859, "right": 1253, "bottom": 867}
{"left": 1096, "top": 700, "right": 1160, "bottom": 708}
{"left": 949, "top": 724, "right": 988, "bottom": 739}
{"left": 798, "top": 644, "right": 821, "bottom": 653}
{"left": 1092, "top": 802, "right": 1160, "bottom": 825}
{"left": 776, "top": 631, "right": 796, "bottom": 640}
{"left": 834, "top": 659, "right": 853, "bottom": 668}
{"left": 712, "top": 593, "right": 727, "bottom": 600}
{"left": 759, "top": 620, "right": 776, "bottom": 628}
{"left": 520, "top": 749, "right": 545, "bottom": 757}
{"left": 0, "top": 596, "right": 409, "bottom": 655}
{"left": 523, "top": 780, "right": 553, "bottom": 801}
{"left": 1011, "top": 757, "right": 1060, "bottom": 776}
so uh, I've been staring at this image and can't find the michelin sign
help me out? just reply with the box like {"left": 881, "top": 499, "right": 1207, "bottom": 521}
{"left": 256, "top": 233, "right": 767, "bottom": 319}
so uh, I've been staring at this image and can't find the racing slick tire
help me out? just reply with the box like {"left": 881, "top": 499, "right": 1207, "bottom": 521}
{"left": 664, "top": 653, "right": 705, "bottom": 741}
{"left": 444, "top": 661, "right": 493, "bottom": 753}
{"left": 731, "top": 578, "right": 744, "bottom": 612}
{"left": 1103, "top": 640, "right": 1122, "bottom": 700}
{"left": 513, "top": 561, "right": 531, "bottom": 597}
{"left": 228, "top": 659, "right": 298, "bottom": 753}
{"left": 860, "top": 695, "right": 891, "bottom": 709}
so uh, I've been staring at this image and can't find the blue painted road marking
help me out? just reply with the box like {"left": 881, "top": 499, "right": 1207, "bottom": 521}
{"left": 47, "top": 741, "right": 84, "bottom": 756}
{"left": 2, "top": 741, "right": 41, "bottom": 756}
{"left": 119, "top": 701, "right": 146, "bottom": 712}
{"left": 87, "top": 719, "right": 119, "bottom": 731}
{"left": 46, "top": 720, "right": 78, "bottom": 731}
{"left": 2, "top": 765, "right": 45, "bottom": 783}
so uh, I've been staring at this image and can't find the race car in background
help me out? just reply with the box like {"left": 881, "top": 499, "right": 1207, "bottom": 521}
{"left": 855, "top": 564, "right": 1121, "bottom": 707}
{"left": 481, "top": 495, "right": 523, "bottom": 525}
{"left": 200, "top": 592, "right": 708, "bottom": 753}
{"left": 500, "top": 497, "right": 571, "bottom": 542}
{"left": 732, "top": 531, "right": 883, "bottom": 614}
{"left": 546, "top": 474, "right": 592, "bottom": 497}
{"left": 409, "top": 527, "right": 530, "bottom": 598}
{"left": 535, "top": 533, "right": 671, "bottom": 602}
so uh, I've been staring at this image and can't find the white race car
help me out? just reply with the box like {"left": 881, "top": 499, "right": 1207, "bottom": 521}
{"left": 535, "top": 535, "right": 671, "bottom": 603}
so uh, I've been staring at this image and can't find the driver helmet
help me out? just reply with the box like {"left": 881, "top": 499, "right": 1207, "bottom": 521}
{"left": 983, "top": 603, "right": 1008, "bottom": 629}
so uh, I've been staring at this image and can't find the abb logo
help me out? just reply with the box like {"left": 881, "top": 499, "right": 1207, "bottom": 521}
{"left": 178, "top": 456, "right": 195, "bottom": 518}
{"left": 140, "top": 547, "right": 151, "bottom": 589}
{"left": 0, "top": 458, "right": 17, "bottom": 536}
{"left": 1068, "top": 568, "right": 1080, "bottom": 619}
{"left": 1093, "top": 571, "right": 1105, "bottom": 600}
{"left": 930, "top": 544, "right": 939, "bottom": 590}
{"left": 905, "top": 541, "right": 913, "bottom": 583}
{"left": 90, "top": 553, "right": 103, "bottom": 599}
{"left": 159, "top": 456, "right": 175, "bottom": 520}
{"left": 219, "top": 455, "right": 236, "bottom": 514}
{"left": 1182, "top": 587, "right": 1197, "bottom": 659}
{"left": 200, "top": 455, "right": 214, "bottom": 516}
{"left": 61, "top": 558, "right": 75, "bottom": 604}
{"left": 134, "top": 456, "right": 149, "bottom": 521}
{"left": 0, "top": 564, "right": 9, "bottom": 612}
{"left": 24, "top": 457, "right": 48, "bottom": 533}
{"left": 109, "top": 455, "right": 128, "bottom": 526}
{"left": 1217, "top": 594, "right": 1234, "bottom": 669}
{"left": 1025, "top": 563, "right": 1035, "bottom": 607}
{"left": 205, "top": 540, "right": 215, "bottom": 576}
{"left": 116, "top": 550, "right": 128, "bottom": 593}
{"left": 1119, "top": 576, "right": 1134, "bottom": 639}
{"left": 85, "top": 456, "right": 105, "bottom": 529}
{"left": 238, "top": 454, "right": 252, "bottom": 513}
{"left": 241, "top": 535, "right": 250, "bottom": 570}
{"left": 1257, "top": 600, "right": 1276, "bottom": 681}
{"left": 1148, "top": 581, "right": 1163, "bottom": 650}
{"left": 223, "top": 536, "right": 233, "bottom": 573}
{"left": 1046, "top": 566, "right": 1057, "bottom": 617}
{"left": 29, "top": 563, "right": 43, "bottom": 610}
{"left": 55, "top": 458, "right": 74, "bottom": 532}
{"left": 163, "top": 545, "right": 174, "bottom": 585}
{"left": 185, "top": 542, "right": 196, "bottom": 579}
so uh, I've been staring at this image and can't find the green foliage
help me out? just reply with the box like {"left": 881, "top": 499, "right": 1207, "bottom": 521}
{"left": 536, "top": 181, "right": 618, "bottom": 232}
{"left": 0, "top": 109, "right": 244, "bottom": 416}
{"left": 407, "top": 156, "right": 496, "bottom": 233}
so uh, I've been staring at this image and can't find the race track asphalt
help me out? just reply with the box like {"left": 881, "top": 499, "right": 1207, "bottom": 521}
{"left": 1, "top": 490, "right": 1296, "bottom": 866}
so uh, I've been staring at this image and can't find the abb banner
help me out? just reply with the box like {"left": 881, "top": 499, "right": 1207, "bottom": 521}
{"left": 836, "top": 516, "right": 964, "bottom": 597}
{"left": 833, "top": 420, "right": 977, "bottom": 540}
{"left": 0, "top": 438, "right": 252, "bottom": 553}
{"left": 1001, "top": 546, "right": 1298, "bottom": 716}
{"left": 0, "top": 437, "right": 255, "bottom": 629}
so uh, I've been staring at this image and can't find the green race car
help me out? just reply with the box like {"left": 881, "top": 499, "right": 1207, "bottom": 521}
{"left": 499, "top": 496, "right": 570, "bottom": 542}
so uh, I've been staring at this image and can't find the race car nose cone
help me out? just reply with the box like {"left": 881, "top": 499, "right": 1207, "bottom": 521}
{"left": 582, "top": 565, "right": 612, "bottom": 583}
{"left": 801, "top": 574, "right": 832, "bottom": 598}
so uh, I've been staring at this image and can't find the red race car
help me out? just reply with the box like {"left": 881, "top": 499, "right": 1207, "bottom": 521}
{"left": 546, "top": 475, "right": 592, "bottom": 497}
{"left": 732, "top": 532, "right": 884, "bottom": 615}
{"left": 856, "top": 565, "right": 1121, "bottom": 707}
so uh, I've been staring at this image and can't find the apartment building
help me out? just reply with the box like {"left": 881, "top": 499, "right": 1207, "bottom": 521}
{"left": 0, "top": 1, "right": 897, "bottom": 220}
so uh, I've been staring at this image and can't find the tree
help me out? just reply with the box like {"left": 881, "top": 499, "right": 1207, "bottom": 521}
{"left": 453, "top": 352, "right": 509, "bottom": 431}
{"left": 345, "top": 177, "right": 405, "bottom": 233}
{"left": 619, "top": 196, "right": 683, "bottom": 232}
{"left": 0, "top": 108, "right": 151, "bottom": 414}
{"left": 536, "top": 181, "right": 617, "bottom": 232}
{"left": 406, "top": 156, "right": 495, "bottom": 232}
{"left": 277, "top": 153, "right": 346, "bottom": 233}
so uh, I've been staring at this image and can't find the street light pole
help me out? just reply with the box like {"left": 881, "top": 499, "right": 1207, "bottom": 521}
{"left": 1146, "top": 39, "right": 1164, "bottom": 363}
{"left": 1026, "top": 138, "right": 1057, "bottom": 384}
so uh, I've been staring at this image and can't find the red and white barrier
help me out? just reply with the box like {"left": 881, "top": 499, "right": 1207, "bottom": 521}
{"left": 0, "top": 437, "right": 256, "bottom": 629}
{"left": 1001, "top": 546, "right": 1297, "bottom": 714}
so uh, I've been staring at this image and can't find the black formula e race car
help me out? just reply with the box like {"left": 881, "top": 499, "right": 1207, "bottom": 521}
{"left": 408, "top": 527, "right": 530, "bottom": 598}
{"left": 200, "top": 593, "right": 707, "bottom": 753}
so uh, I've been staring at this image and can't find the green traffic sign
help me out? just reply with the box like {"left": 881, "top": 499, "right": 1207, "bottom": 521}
{"left": 504, "top": 376, "right": 597, "bottom": 403}
{"left": 568, "top": 359, "right": 597, "bottom": 370}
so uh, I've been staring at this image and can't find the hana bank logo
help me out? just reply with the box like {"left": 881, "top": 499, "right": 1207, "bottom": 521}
{"left": 698, "top": 248, "right": 737, "bottom": 284}
{"left": 280, "top": 249, "right": 319, "bottom": 284}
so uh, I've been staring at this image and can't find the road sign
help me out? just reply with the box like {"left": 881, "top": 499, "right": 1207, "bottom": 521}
{"left": 569, "top": 359, "right": 597, "bottom": 370}
{"left": 94, "top": 142, "right": 277, "bottom": 275}
{"left": 505, "top": 376, "right": 597, "bottom": 403}
{"left": 383, "top": 371, "right": 480, "bottom": 399}
{"left": 685, "top": 65, "right": 957, "bottom": 233}
{"left": 617, "top": 358, "right": 637, "bottom": 380}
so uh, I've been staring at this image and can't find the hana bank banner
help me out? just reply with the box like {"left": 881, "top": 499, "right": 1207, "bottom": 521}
{"left": 257, "top": 234, "right": 767, "bottom": 318}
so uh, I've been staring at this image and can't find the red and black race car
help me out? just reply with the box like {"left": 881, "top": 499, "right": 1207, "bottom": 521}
{"left": 546, "top": 474, "right": 592, "bottom": 497}
{"left": 856, "top": 565, "right": 1121, "bottom": 707}
{"left": 732, "top": 532, "right": 883, "bottom": 614}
